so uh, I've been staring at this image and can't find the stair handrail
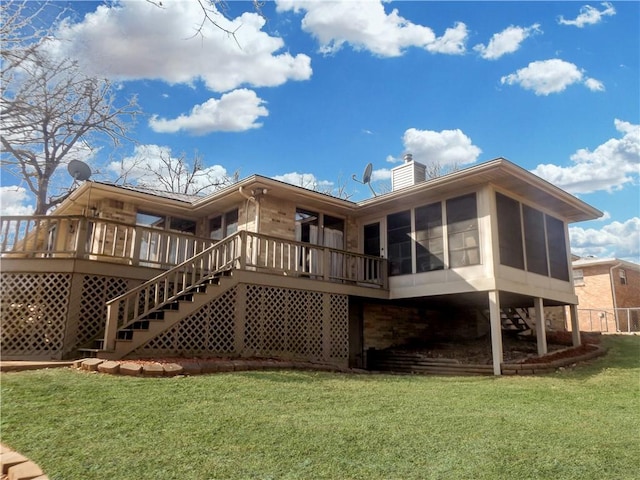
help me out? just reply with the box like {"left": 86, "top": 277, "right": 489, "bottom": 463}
{"left": 104, "top": 231, "right": 245, "bottom": 350}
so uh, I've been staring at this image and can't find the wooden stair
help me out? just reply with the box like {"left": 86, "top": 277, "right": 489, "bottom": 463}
{"left": 95, "top": 270, "right": 236, "bottom": 360}
{"left": 500, "top": 307, "right": 531, "bottom": 332}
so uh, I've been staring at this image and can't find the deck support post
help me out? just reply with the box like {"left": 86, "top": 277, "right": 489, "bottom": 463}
{"left": 534, "top": 297, "right": 547, "bottom": 356}
{"left": 488, "top": 290, "right": 503, "bottom": 376}
{"left": 569, "top": 304, "right": 581, "bottom": 346}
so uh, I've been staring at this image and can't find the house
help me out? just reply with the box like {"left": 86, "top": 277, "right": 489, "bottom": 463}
{"left": 566, "top": 257, "right": 640, "bottom": 333}
{"left": 0, "top": 157, "right": 603, "bottom": 375}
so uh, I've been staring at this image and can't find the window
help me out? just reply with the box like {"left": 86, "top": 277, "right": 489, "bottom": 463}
{"left": 573, "top": 269, "right": 584, "bottom": 286}
{"left": 620, "top": 269, "right": 627, "bottom": 285}
{"left": 496, "top": 193, "right": 524, "bottom": 269}
{"left": 209, "top": 209, "right": 239, "bottom": 240}
{"left": 446, "top": 194, "right": 479, "bottom": 268}
{"left": 295, "top": 208, "right": 319, "bottom": 244}
{"left": 136, "top": 211, "right": 197, "bottom": 265}
{"left": 136, "top": 211, "right": 165, "bottom": 229}
{"left": 136, "top": 212, "right": 196, "bottom": 233}
{"left": 387, "top": 210, "right": 412, "bottom": 275}
{"left": 415, "top": 202, "right": 444, "bottom": 272}
{"left": 322, "top": 215, "right": 345, "bottom": 249}
{"left": 546, "top": 215, "right": 569, "bottom": 281}
{"left": 523, "top": 205, "right": 548, "bottom": 276}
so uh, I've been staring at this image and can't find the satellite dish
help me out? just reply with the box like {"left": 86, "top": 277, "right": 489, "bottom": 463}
{"left": 68, "top": 160, "right": 92, "bottom": 182}
{"left": 362, "top": 162, "right": 372, "bottom": 184}
{"left": 351, "top": 162, "right": 377, "bottom": 197}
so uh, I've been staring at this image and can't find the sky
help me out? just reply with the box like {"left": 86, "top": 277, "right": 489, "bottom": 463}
{"left": 1, "top": 0, "right": 639, "bottom": 262}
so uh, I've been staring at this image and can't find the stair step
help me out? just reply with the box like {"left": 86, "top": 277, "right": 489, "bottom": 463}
{"left": 161, "top": 302, "right": 179, "bottom": 310}
{"left": 144, "top": 311, "right": 165, "bottom": 320}
{"left": 188, "top": 285, "right": 208, "bottom": 293}
{"left": 77, "top": 348, "right": 100, "bottom": 358}
{"left": 130, "top": 320, "right": 150, "bottom": 330}
{"left": 116, "top": 330, "right": 134, "bottom": 341}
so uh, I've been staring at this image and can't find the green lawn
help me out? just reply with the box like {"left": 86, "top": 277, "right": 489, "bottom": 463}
{"left": 1, "top": 335, "right": 639, "bottom": 480}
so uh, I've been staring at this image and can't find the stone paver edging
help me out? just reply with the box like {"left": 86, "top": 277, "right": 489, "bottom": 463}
{"left": 73, "top": 344, "right": 607, "bottom": 379}
{"left": 0, "top": 444, "right": 48, "bottom": 480}
{"left": 73, "top": 358, "right": 354, "bottom": 377}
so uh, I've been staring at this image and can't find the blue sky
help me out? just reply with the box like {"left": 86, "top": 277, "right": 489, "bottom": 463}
{"left": 1, "top": 1, "right": 639, "bottom": 262}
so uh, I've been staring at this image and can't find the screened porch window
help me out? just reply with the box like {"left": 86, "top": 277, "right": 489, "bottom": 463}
{"left": 523, "top": 205, "right": 548, "bottom": 276}
{"left": 387, "top": 210, "right": 412, "bottom": 275}
{"left": 446, "top": 194, "right": 480, "bottom": 268}
{"left": 546, "top": 214, "right": 569, "bottom": 281}
{"left": 415, "top": 202, "right": 444, "bottom": 272}
{"left": 495, "top": 192, "right": 571, "bottom": 282}
{"left": 496, "top": 192, "right": 524, "bottom": 269}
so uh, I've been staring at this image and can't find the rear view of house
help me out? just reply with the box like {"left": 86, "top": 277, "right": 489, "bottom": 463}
{"left": 0, "top": 157, "right": 602, "bottom": 375}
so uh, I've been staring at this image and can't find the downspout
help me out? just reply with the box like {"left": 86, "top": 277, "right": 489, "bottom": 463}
{"left": 238, "top": 186, "right": 256, "bottom": 232}
{"left": 610, "top": 262, "right": 622, "bottom": 331}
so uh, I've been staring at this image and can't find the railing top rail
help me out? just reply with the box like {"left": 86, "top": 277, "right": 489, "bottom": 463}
{"left": 0, "top": 214, "right": 215, "bottom": 246}
{"left": 245, "top": 230, "right": 385, "bottom": 262}
{"left": 105, "top": 231, "right": 241, "bottom": 306}
{"left": 0, "top": 215, "right": 86, "bottom": 221}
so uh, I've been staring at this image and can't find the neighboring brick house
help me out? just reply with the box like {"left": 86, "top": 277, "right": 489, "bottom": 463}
{"left": 1, "top": 157, "right": 603, "bottom": 375}
{"left": 569, "top": 257, "right": 640, "bottom": 332}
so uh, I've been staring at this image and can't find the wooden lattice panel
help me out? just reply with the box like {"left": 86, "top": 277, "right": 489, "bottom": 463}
{"left": 245, "top": 285, "right": 324, "bottom": 360}
{"left": 135, "top": 287, "right": 237, "bottom": 356}
{"left": 0, "top": 273, "right": 70, "bottom": 357}
{"left": 76, "top": 276, "right": 128, "bottom": 347}
{"left": 330, "top": 294, "right": 349, "bottom": 359}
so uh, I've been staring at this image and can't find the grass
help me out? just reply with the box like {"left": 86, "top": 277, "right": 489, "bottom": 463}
{"left": 1, "top": 335, "right": 639, "bottom": 480}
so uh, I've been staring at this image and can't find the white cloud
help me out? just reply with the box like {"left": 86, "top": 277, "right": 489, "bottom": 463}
{"left": 558, "top": 2, "right": 616, "bottom": 28}
{"left": 272, "top": 172, "right": 333, "bottom": 190}
{"left": 371, "top": 168, "right": 391, "bottom": 182}
{"left": 51, "top": 0, "right": 311, "bottom": 92}
{"left": 149, "top": 89, "right": 268, "bottom": 135}
{"left": 401, "top": 128, "right": 482, "bottom": 166}
{"left": 584, "top": 77, "right": 605, "bottom": 92}
{"left": 473, "top": 24, "right": 541, "bottom": 60}
{"left": 532, "top": 119, "right": 640, "bottom": 194}
{"left": 108, "top": 144, "right": 229, "bottom": 195}
{"left": 501, "top": 59, "right": 603, "bottom": 95}
{"left": 426, "top": 22, "right": 468, "bottom": 55}
{"left": 276, "top": 0, "right": 467, "bottom": 57}
{"left": 0, "top": 186, "right": 35, "bottom": 216}
{"left": 570, "top": 217, "right": 639, "bottom": 263}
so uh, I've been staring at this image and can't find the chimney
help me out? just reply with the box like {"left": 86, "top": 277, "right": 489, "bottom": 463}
{"left": 391, "top": 153, "right": 426, "bottom": 191}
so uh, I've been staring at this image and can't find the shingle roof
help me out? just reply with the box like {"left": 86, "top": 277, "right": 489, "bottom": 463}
{"left": 92, "top": 181, "right": 203, "bottom": 203}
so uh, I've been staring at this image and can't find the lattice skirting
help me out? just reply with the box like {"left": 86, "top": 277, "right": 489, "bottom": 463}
{"left": 1, "top": 273, "right": 71, "bottom": 359}
{"left": 133, "top": 284, "right": 349, "bottom": 366}
{"left": 1, "top": 272, "right": 134, "bottom": 360}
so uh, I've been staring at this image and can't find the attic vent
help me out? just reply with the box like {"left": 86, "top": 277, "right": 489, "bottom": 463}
{"left": 391, "top": 156, "right": 426, "bottom": 191}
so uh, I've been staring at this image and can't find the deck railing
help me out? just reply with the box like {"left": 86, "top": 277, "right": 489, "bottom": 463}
{"left": 103, "top": 230, "right": 387, "bottom": 350}
{"left": 0, "top": 215, "right": 214, "bottom": 268}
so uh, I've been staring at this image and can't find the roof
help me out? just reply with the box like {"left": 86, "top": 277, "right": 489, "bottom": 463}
{"left": 92, "top": 182, "right": 203, "bottom": 203}
{"left": 356, "top": 157, "right": 602, "bottom": 223}
{"left": 572, "top": 257, "right": 640, "bottom": 270}
{"left": 56, "top": 157, "right": 602, "bottom": 223}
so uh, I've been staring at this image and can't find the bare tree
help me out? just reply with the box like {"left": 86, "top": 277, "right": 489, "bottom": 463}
{"left": 315, "top": 173, "right": 354, "bottom": 200}
{"left": 1, "top": 1, "right": 139, "bottom": 214}
{"left": 146, "top": 0, "right": 265, "bottom": 43}
{"left": 425, "top": 161, "right": 460, "bottom": 179}
{"left": 113, "top": 149, "right": 239, "bottom": 196}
